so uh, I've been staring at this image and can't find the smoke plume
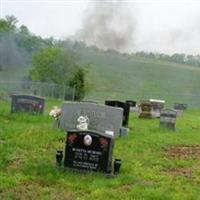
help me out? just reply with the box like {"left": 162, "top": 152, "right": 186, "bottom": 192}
{"left": 0, "top": 33, "right": 29, "bottom": 71}
{"left": 76, "top": 1, "right": 136, "bottom": 53}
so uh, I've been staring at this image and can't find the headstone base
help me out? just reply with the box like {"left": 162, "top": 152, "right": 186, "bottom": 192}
{"left": 120, "top": 127, "right": 129, "bottom": 137}
{"left": 139, "top": 112, "right": 152, "bottom": 119}
{"left": 160, "top": 122, "right": 175, "bottom": 131}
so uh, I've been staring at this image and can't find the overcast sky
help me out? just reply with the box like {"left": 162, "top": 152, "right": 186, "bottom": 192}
{"left": 1, "top": 0, "right": 200, "bottom": 54}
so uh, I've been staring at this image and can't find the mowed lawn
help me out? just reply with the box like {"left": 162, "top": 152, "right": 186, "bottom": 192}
{"left": 1, "top": 99, "right": 200, "bottom": 200}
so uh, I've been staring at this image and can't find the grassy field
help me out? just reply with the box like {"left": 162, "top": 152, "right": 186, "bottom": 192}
{"left": 1, "top": 99, "right": 200, "bottom": 200}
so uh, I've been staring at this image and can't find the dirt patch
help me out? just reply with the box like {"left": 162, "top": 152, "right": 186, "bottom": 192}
{"left": 119, "top": 184, "right": 133, "bottom": 192}
{"left": 166, "top": 145, "right": 200, "bottom": 159}
{"left": 166, "top": 168, "right": 193, "bottom": 179}
{"left": 1, "top": 180, "right": 75, "bottom": 200}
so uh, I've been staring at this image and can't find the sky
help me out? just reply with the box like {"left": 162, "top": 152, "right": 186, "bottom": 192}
{"left": 1, "top": 0, "right": 200, "bottom": 54}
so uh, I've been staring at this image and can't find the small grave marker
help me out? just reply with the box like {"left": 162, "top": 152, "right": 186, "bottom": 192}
{"left": 139, "top": 101, "right": 152, "bottom": 119}
{"left": 160, "top": 109, "right": 177, "bottom": 131}
{"left": 174, "top": 103, "right": 188, "bottom": 110}
{"left": 150, "top": 99, "right": 165, "bottom": 118}
{"left": 174, "top": 103, "right": 187, "bottom": 117}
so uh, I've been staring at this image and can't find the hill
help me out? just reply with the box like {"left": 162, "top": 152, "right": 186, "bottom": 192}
{"left": 74, "top": 48, "right": 200, "bottom": 108}
{"left": 1, "top": 47, "right": 200, "bottom": 108}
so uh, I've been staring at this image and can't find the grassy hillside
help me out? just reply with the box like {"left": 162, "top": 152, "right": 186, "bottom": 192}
{"left": 1, "top": 99, "right": 200, "bottom": 199}
{"left": 77, "top": 49, "right": 200, "bottom": 107}
{"left": 1, "top": 48, "right": 200, "bottom": 107}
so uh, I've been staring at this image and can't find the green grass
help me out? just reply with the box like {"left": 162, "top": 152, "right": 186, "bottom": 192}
{"left": 1, "top": 99, "right": 200, "bottom": 199}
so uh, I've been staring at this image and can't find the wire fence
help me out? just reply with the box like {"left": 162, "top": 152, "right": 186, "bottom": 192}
{"left": 0, "top": 81, "right": 75, "bottom": 100}
{"left": 0, "top": 80, "right": 200, "bottom": 109}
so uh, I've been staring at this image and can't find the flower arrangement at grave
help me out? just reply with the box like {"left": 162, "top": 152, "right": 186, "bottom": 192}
{"left": 49, "top": 106, "right": 62, "bottom": 121}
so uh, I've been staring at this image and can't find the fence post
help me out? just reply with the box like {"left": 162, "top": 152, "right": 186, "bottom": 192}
{"left": 72, "top": 85, "right": 76, "bottom": 101}
{"left": 63, "top": 85, "right": 66, "bottom": 100}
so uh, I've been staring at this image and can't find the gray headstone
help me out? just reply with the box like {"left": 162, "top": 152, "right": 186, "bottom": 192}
{"left": 174, "top": 103, "right": 187, "bottom": 117}
{"left": 150, "top": 99, "right": 165, "bottom": 118}
{"left": 160, "top": 109, "right": 177, "bottom": 131}
{"left": 60, "top": 102, "right": 123, "bottom": 136}
{"left": 174, "top": 103, "right": 188, "bottom": 110}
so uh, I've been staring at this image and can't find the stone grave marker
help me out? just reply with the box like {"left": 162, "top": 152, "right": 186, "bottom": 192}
{"left": 150, "top": 99, "right": 165, "bottom": 118}
{"left": 105, "top": 100, "right": 130, "bottom": 127}
{"left": 174, "top": 103, "right": 187, "bottom": 117}
{"left": 160, "top": 109, "right": 177, "bottom": 131}
{"left": 139, "top": 101, "right": 152, "bottom": 118}
{"left": 60, "top": 102, "right": 123, "bottom": 136}
{"left": 11, "top": 94, "right": 45, "bottom": 114}
{"left": 64, "top": 130, "right": 114, "bottom": 174}
{"left": 174, "top": 103, "right": 188, "bottom": 110}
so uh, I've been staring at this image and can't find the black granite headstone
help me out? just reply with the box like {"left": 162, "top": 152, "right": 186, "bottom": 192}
{"left": 105, "top": 100, "right": 130, "bottom": 127}
{"left": 126, "top": 100, "right": 136, "bottom": 107}
{"left": 11, "top": 94, "right": 45, "bottom": 114}
{"left": 64, "top": 130, "right": 114, "bottom": 174}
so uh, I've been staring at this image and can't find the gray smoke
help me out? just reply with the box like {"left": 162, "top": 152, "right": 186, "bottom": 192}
{"left": 76, "top": 1, "right": 136, "bottom": 53}
{"left": 0, "top": 33, "right": 29, "bottom": 71}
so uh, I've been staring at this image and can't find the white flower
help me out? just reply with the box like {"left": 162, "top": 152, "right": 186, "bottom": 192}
{"left": 49, "top": 106, "right": 62, "bottom": 119}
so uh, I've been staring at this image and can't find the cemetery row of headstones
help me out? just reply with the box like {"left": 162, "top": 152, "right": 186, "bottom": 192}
{"left": 9, "top": 94, "right": 188, "bottom": 175}
{"left": 139, "top": 100, "right": 188, "bottom": 131}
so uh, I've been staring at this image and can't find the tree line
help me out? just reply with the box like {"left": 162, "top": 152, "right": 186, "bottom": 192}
{"left": 0, "top": 16, "right": 86, "bottom": 100}
{"left": 135, "top": 51, "right": 200, "bottom": 67}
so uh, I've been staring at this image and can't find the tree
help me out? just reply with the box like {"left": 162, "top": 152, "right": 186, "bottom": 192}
{"left": 0, "top": 15, "right": 18, "bottom": 33}
{"left": 30, "top": 47, "right": 87, "bottom": 99}
{"left": 69, "top": 68, "right": 87, "bottom": 101}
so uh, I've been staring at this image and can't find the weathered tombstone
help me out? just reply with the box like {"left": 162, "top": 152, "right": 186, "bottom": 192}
{"left": 174, "top": 103, "right": 187, "bottom": 117}
{"left": 139, "top": 101, "right": 152, "bottom": 118}
{"left": 11, "top": 94, "right": 45, "bottom": 114}
{"left": 150, "top": 99, "right": 165, "bottom": 118}
{"left": 174, "top": 103, "right": 188, "bottom": 110}
{"left": 60, "top": 102, "right": 123, "bottom": 136}
{"left": 105, "top": 100, "right": 130, "bottom": 127}
{"left": 64, "top": 130, "right": 114, "bottom": 174}
{"left": 160, "top": 109, "right": 177, "bottom": 131}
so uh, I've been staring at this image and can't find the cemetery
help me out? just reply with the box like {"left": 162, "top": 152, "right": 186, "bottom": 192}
{"left": 1, "top": 97, "right": 200, "bottom": 199}
{"left": 1, "top": 5, "right": 200, "bottom": 199}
